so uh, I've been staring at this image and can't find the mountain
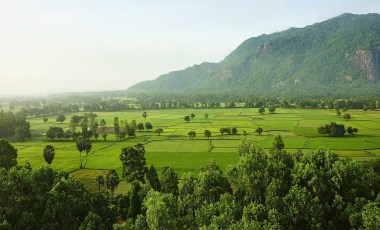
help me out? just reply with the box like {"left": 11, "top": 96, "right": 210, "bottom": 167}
{"left": 128, "top": 13, "right": 380, "bottom": 97}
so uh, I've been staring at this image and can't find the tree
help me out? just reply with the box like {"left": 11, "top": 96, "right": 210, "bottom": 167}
{"left": 184, "top": 116, "right": 190, "bottom": 122}
{"left": 258, "top": 107, "right": 265, "bottom": 114}
{"left": 13, "top": 125, "right": 31, "bottom": 141}
{"left": 95, "top": 175, "right": 105, "bottom": 191}
{"left": 102, "top": 133, "right": 108, "bottom": 141}
{"left": 204, "top": 130, "right": 211, "bottom": 139}
{"left": 160, "top": 166, "right": 179, "bottom": 196}
{"left": 100, "top": 119, "right": 106, "bottom": 127}
{"left": 318, "top": 122, "right": 347, "bottom": 137}
{"left": 137, "top": 123, "right": 145, "bottom": 131}
{"left": 344, "top": 113, "right": 351, "bottom": 120}
{"left": 119, "top": 143, "right": 147, "bottom": 183}
{"left": 46, "top": 126, "right": 64, "bottom": 140}
{"left": 190, "top": 113, "right": 195, "bottom": 119}
{"left": 155, "top": 128, "right": 163, "bottom": 136}
{"left": 272, "top": 134, "right": 284, "bottom": 151}
{"left": 204, "top": 113, "right": 209, "bottom": 119}
{"left": 43, "top": 145, "right": 55, "bottom": 166}
{"left": 188, "top": 131, "right": 196, "bottom": 139}
{"left": 147, "top": 165, "right": 161, "bottom": 191}
{"left": 143, "top": 112, "right": 148, "bottom": 120}
{"left": 347, "top": 126, "right": 359, "bottom": 135}
{"left": 242, "top": 130, "right": 248, "bottom": 137}
{"left": 256, "top": 127, "right": 263, "bottom": 135}
{"left": 0, "top": 139, "right": 17, "bottom": 169}
{"left": 106, "top": 169, "right": 119, "bottom": 196}
{"left": 76, "top": 137, "right": 92, "bottom": 168}
{"left": 144, "top": 190, "right": 177, "bottom": 230}
{"left": 56, "top": 114, "right": 66, "bottom": 123}
{"left": 43, "top": 117, "right": 48, "bottom": 123}
{"left": 145, "top": 122, "right": 153, "bottom": 131}
{"left": 231, "top": 127, "right": 238, "bottom": 135}
{"left": 268, "top": 105, "right": 276, "bottom": 113}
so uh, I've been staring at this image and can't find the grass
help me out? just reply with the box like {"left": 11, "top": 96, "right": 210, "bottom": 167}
{"left": 12, "top": 108, "right": 380, "bottom": 189}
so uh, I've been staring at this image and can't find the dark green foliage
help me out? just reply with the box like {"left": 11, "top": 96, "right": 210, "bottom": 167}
{"left": 137, "top": 123, "right": 145, "bottom": 131}
{"left": 258, "top": 107, "right": 265, "bottom": 114}
{"left": 146, "top": 165, "right": 161, "bottom": 191}
{"left": 188, "top": 131, "right": 196, "bottom": 139}
{"left": 220, "top": 127, "right": 231, "bottom": 135}
{"left": 0, "top": 166, "right": 116, "bottom": 229}
{"left": 144, "top": 122, "right": 153, "bottom": 131}
{"left": 0, "top": 110, "right": 31, "bottom": 140}
{"left": 0, "top": 139, "right": 17, "bottom": 169}
{"left": 119, "top": 143, "right": 147, "bottom": 183}
{"left": 160, "top": 166, "right": 179, "bottom": 196}
{"left": 256, "top": 127, "right": 263, "bottom": 135}
{"left": 154, "top": 128, "right": 163, "bottom": 135}
{"left": 128, "top": 182, "right": 143, "bottom": 220}
{"left": 318, "top": 122, "right": 353, "bottom": 137}
{"left": 344, "top": 113, "right": 351, "bottom": 120}
{"left": 46, "top": 126, "right": 64, "bottom": 140}
{"left": 128, "top": 14, "right": 380, "bottom": 98}
{"left": 204, "top": 130, "right": 211, "bottom": 139}
{"left": 43, "top": 145, "right": 55, "bottom": 165}
{"left": 75, "top": 137, "right": 92, "bottom": 168}
{"left": 95, "top": 175, "right": 105, "bottom": 191}
{"left": 184, "top": 115, "right": 190, "bottom": 122}
{"left": 268, "top": 105, "right": 276, "bottom": 113}
{"left": 106, "top": 169, "right": 119, "bottom": 196}
{"left": 56, "top": 114, "right": 66, "bottom": 123}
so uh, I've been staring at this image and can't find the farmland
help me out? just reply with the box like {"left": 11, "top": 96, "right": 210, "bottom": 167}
{"left": 13, "top": 108, "right": 380, "bottom": 191}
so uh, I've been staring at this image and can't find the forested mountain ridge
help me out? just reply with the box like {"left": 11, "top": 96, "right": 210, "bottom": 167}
{"left": 128, "top": 13, "right": 380, "bottom": 97}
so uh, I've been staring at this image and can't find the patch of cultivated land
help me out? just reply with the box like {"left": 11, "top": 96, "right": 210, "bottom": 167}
{"left": 13, "top": 108, "right": 380, "bottom": 189}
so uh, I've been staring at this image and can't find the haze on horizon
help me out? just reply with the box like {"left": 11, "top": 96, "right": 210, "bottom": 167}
{"left": 1, "top": 0, "right": 379, "bottom": 96}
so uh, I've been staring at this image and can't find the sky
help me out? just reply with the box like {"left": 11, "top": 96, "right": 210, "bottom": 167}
{"left": 0, "top": 0, "right": 380, "bottom": 96}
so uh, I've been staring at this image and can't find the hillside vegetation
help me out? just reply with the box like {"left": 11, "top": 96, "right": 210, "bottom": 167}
{"left": 129, "top": 13, "right": 380, "bottom": 97}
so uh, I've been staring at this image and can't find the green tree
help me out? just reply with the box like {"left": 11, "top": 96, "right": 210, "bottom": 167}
{"left": 344, "top": 113, "right": 351, "bottom": 120}
{"left": 95, "top": 175, "right": 105, "bottom": 191}
{"left": 184, "top": 115, "right": 190, "bottom": 122}
{"left": 155, "top": 128, "right": 163, "bottom": 136}
{"left": 147, "top": 165, "right": 161, "bottom": 191}
{"left": 268, "top": 105, "right": 276, "bottom": 113}
{"left": 272, "top": 134, "right": 284, "bottom": 151}
{"left": 204, "top": 130, "right": 211, "bottom": 139}
{"left": 0, "top": 139, "right": 17, "bottom": 169}
{"left": 75, "top": 137, "right": 92, "bottom": 168}
{"left": 204, "top": 113, "right": 209, "bottom": 118}
{"left": 119, "top": 143, "right": 147, "bottom": 183}
{"left": 144, "top": 190, "right": 177, "bottom": 230}
{"left": 13, "top": 125, "right": 31, "bottom": 141}
{"left": 188, "top": 131, "right": 196, "bottom": 139}
{"left": 258, "top": 107, "right": 265, "bottom": 114}
{"left": 256, "top": 127, "right": 263, "bottom": 135}
{"left": 145, "top": 122, "right": 153, "bottom": 131}
{"left": 137, "top": 123, "right": 145, "bottom": 131}
{"left": 143, "top": 111, "right": 148, "bottom": 120}
{"left": 56, "top": 114, "right": 66, "bottom": 123}
{"left": 231, "top": 127, "right": 238, "bottom": 135}
{"left": 43, "top": 117, "right": 48, "bottom": 123}
{"left": 106, "top": 169, "right": 119, "bottom": 197}
{"left": 43, "top": 145, "right": 55, "bottom": 166}
{"left": 160, "top": 166, "right": 179, "bottom": 196}
{"left": 190, "top": 113, "right": 195, "bottom": 119}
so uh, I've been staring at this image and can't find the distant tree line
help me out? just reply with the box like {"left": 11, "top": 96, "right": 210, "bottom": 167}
{"left": 0, "top": 110, "right": 31, "bottom": 141}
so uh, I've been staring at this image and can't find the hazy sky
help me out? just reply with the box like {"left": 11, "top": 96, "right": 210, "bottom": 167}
{"left": 1, "top": 0, "right": 380, "bottom": 96}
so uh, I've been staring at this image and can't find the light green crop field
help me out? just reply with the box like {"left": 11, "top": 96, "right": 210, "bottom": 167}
{"left": 12, "top": 108, "right": 380, "bottom": 191}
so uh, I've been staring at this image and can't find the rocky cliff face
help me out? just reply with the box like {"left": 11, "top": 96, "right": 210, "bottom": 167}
{"left": 352, "top": 47, "right": 380, "bottom": 82}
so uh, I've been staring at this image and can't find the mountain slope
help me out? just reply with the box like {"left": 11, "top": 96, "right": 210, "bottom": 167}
{"left": 128, "top": 13, "right": 380, "bottom": 97}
